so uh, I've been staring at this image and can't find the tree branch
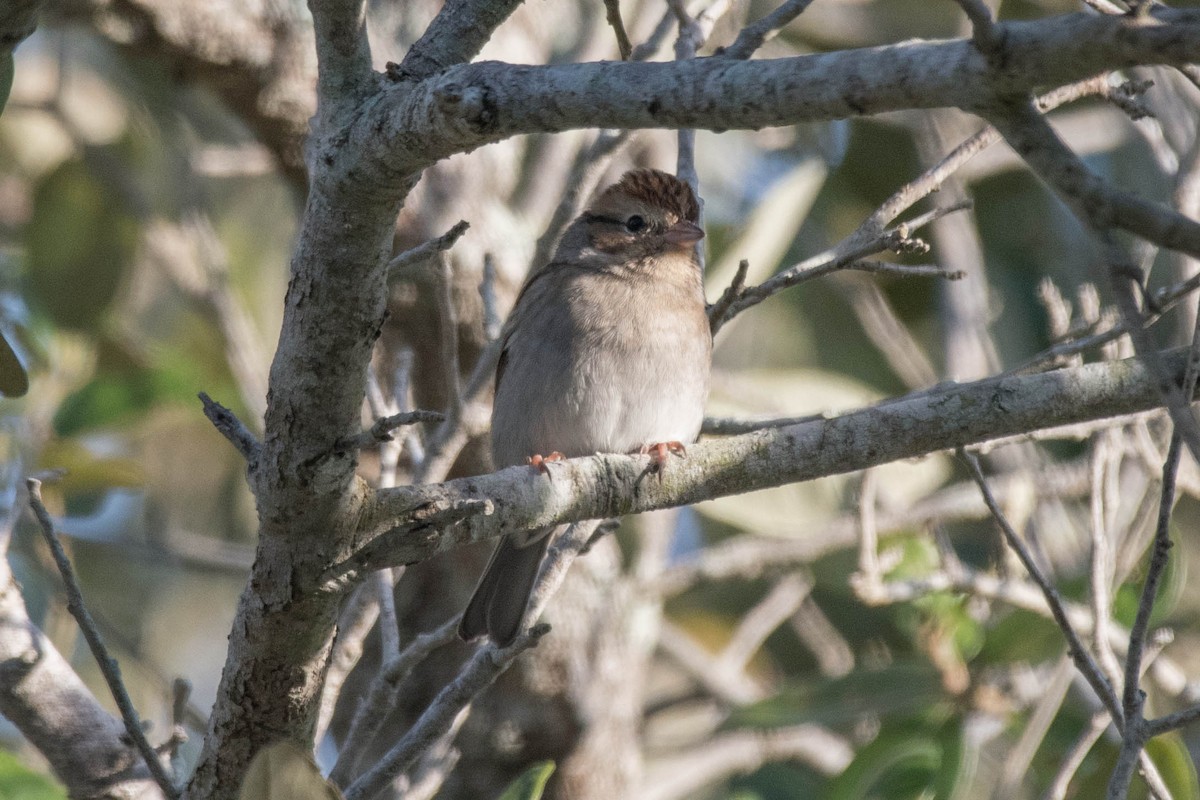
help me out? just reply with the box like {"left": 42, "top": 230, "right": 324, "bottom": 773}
{"left": 396, "top": 0, "right": 527, "bottom": 81}
{"left": 309, "top": 0, "right": 373, "bottom": 118}
{"left": 26, "top": 480, "right": 179, "bottom": 798}
{"left": 373, "top": 10, "right": 1200, "bottom": 174}
{"left": 348, "top": 347, "right": 1199, "bottom": 575}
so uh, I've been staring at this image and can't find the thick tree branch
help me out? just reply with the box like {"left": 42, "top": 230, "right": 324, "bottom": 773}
{"left": 345, "top": 347, "right": 1199, "bottom": 576}
{"left": 370, "top": 10, "right": 1200, "bottom": 175}
{"left": 309, "top": 0, "right": 373, "bottom": 114}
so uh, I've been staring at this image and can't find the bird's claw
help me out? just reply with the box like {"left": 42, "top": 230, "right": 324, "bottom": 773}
{"left": 528, "top": 452, "right": 566, "bottom": 476}
{"left": 639, "top": 441, "right": 686, "bottom": 479}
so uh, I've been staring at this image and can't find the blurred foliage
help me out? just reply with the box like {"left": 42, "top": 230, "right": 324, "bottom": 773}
{"left": 0, "top": 749, "right": 66, "bottom": 800}
{"left": 239, "top": 742, "right": 343, "bottom": 800}
{"left": 498, "top": 761, "right": 556, "bottom": 800}
{"left": 1, "top": 0, "right": 1200, "bottom": 798}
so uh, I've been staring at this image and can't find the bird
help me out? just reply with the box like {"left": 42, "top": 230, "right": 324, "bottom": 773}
{"left": 458, "top": 168, "right": 713, "bottom": 646}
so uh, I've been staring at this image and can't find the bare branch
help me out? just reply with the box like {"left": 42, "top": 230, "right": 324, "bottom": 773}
{"left": 602, "top": 0, "right": 633, "bottom": 59}
{"left": 330, "top": 617, "right": 461, "bottom": 787}
{"left": 396, "top": 0, "right": 526, "bottom": 81}
{"left": 722, "top": 0, "right": 817, "bottom": 60}
{"left": 706, "top": 259, "right": 749, "bottom": 334}
{"left": 1046, "top": 712, "right": 1111, "bottom": 800}
{"left": 355, "top": 347, "right": 1199, "bottom": 575}
{"left": 26, "top": 480, "right": 180, "bottom": 799}
{"left": 316, "top": 581, "right": 382, "bottom": 746}
{"left": 198, "top": 392, "right": 261, "bottom": 464}
{"left": 714, "top": 573, "right": 810, "bottom": 676}
{"left": 336, "top": 410, "right": 445, "bottom": 452}
{"left": 710, "top": 201, "right": 969, "bottom": 331}
{"left": 387, "top": 221, "right": 470, "bottom": 276}
{"left": 658, "top": 621, "right": 763, "bottom": 705}
{"left": 342, "top": 624, "right": 550, "bottom": 800}
{"left": 374, "top": 12, "right": 1200, "bottom": 174}
{"left": 434, "top": 253, "right": 463, "bottom": 418}
{"left": 641, "top": 725, "right": 853, "bottom": 800}
{"left": 958, "top": 453, "right": 1123, "bottom": 728}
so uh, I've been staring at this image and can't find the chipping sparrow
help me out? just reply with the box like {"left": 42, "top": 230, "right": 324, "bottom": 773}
{"left": 459, "top": 168, "right": 712, "bottom": 645}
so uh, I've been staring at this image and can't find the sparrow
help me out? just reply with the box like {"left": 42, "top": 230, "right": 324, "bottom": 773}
{"left": 458, "top": 169, "right": 712, "bottom": 646}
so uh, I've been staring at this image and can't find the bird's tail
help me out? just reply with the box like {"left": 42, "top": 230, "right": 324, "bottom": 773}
{"left": 459, "top": 527, "right": 555, "bottom": 646}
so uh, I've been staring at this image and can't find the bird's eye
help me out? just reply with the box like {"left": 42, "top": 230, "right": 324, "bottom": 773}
{"left": 625, "top": 215, "right": 647, "bottom": 233}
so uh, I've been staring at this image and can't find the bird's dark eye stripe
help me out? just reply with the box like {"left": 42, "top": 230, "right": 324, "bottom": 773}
{"left": 584, "top": 213, "right": 626, "bottom": 226}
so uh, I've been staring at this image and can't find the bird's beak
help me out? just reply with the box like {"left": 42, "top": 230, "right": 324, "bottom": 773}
{"left": 663, "top": 220, "right": 705, "bottom": 249}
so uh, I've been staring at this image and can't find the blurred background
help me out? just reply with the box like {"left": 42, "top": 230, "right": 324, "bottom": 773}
{"left": 4, "top": 0, "right": 1200, "bottom": 797}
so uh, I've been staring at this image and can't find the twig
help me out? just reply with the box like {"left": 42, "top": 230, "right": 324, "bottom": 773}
{"left": 1088, "top": 434, "right": 1125, "bottom": 694}
{"left": 376, "top": 569, "right": 400, "bottom": 659}
{"left": 316, "top": 580, "right": 383, "bottom": 745}
{"left": 722, "top": 0, "right": 816, "bottom": 60}
{"left": 1000, "top": 656, "right": 1074, "bottom": 797}
{"left": 640, "top": 724, "right": 853, "bottom": 800}
{"left": 854, "top": 469, "right": 882, "bottom": 591}
{"left": 25, "top": 479, "right": 180, "bottom": 799}
{"left": 393, "top": 708, "right": 468, "bottom": 800}
{"left": 837, "top": 277, "right": 939, "bottom": 389}
{"left": 701, "top": 411, "right": 828, "bottom": 436}
{"left": 163, "top": 678, "right": 191, "bottom": 781}
{"left": 706, "top": 259, "right": 749, "bottom": 334}
{"left": 198, "top": 392, "right": 261, "bottom": 463}
{"left": 789, "top": 596, "right": 855, "bottom": 677}
{"left": 317, "top": 497, "right": 495, "bottom": 593}
{"left": 480, "top": 254, "right": 502, "bottom": 342}
{"left": 335, "top": 410, "right": 445, "bottom": 452}
{"left": 657, "top": 621, "right": 764, "bottom": 705}
{"left": 983, "top": 94, "right": 1200, "bottom": 461}
{"left": 342, "top": 624, "right": 550, "bottom": 800}
{"left": 434, "top": 252, "right": 463, "bottom": 417}
{"left": 710, "top": 201, "right": 970, "bottom": 332}
{"left": 713, "top": 573, "right": 810, "bottom": 676}
{"left": 330, "top": 616, "right": 461, "bottom": 787}
{"left": 602, "top": 0, "right": 633, "bottom": 59}
{"left": 386, "top": 221, "right": 470, "bottom": 275}
{"left": 847, "top": 260, "right": 965, "bottom": 279}
{"left": 859, "top": 75, "right": 1113, "bottom": 242}
{"left": 953, "top": 0, "right": 999, "bottom": 53}
{"left": 1045, "top": 712, "right": 1111, "bottom": 800}
{"left": 958, "top": 451, "right": 1124, "bottom": 727}
{"left": 1109, "top": 298, "right": 1200, "bottom": 797}
{"left": 1006, "top": 267, "right": 1200, "bottom": 377}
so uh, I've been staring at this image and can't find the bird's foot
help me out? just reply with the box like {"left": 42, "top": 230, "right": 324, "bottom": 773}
{"left": 639, "top": 441, "right": 686, "bottom": 479}
{"left": 527, "top": 452, "right": 566, "bottom": 475}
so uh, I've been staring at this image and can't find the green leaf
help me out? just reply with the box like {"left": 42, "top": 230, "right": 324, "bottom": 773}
{"left": 238, "top": 742, "right": 342, "bottom": 800}
{"left": 0, "top": 750, "right": 67, "bottom": 800}
{"left": 732, "top": 662, "right": 948, "bottom": 729}
{"left": 825, "top": 721, "right": 968, "bottom": 800}
{"left": 26, "top": 159, "right": 139, "bottom": 331}
{"left": 38, "top": 438, "right": 144, "bottom": 492}
{"left": 1145, "top": 732, "right": 1199, "bottom": 800}
{"left": 498, "top": 761, "right": 556, "bottom": 800}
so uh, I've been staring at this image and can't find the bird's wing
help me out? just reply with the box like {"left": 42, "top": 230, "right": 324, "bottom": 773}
{"left": 494, "top": 261, "right": 566, "bottom": 394}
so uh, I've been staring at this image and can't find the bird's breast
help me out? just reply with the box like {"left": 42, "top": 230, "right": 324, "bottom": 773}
{"left": 491, "top": 270, "right": 710, "bottom": 467}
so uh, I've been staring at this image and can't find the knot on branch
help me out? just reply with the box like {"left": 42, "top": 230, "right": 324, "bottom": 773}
{"left": 434, "top": 82, "right": 498, "bottom": 133}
